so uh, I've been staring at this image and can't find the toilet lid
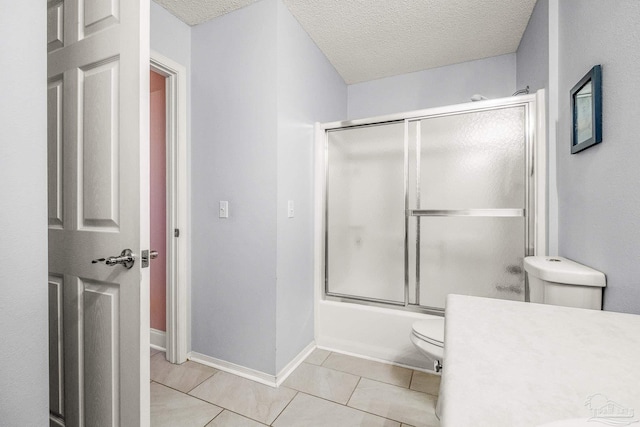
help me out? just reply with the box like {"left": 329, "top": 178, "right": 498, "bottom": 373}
{"left": 412, "top": 318, "right": 445, "bottom": 345}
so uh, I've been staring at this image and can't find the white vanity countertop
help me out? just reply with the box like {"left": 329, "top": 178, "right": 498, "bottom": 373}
{"left": 440, "top": 294, "right": 640, "bottom": 427}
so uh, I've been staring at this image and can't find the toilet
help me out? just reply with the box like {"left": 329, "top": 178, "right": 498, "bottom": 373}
{"left": 523, "top": 256, "right": 606, "bottom": 309}
{"left": 410, "top": 255, "right": 606, "bottom": 373}
{"left": 410, "top": 317, "right": 444, "bottom": 372}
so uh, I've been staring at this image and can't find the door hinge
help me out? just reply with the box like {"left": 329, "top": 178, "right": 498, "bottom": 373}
{"left": 174, "top": 228, "right": 180, "bottom": 238}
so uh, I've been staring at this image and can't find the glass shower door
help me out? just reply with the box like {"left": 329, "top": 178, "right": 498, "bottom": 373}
{"left": 326, "top": 122, "right": 406, "bottom": 303}
{"left": 410, "top": 106, "right": 528, "bottom": 309}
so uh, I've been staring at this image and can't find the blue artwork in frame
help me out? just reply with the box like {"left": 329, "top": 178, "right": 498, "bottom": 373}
{"left": 571, "top": 65, "right": 602, "bottom": 154}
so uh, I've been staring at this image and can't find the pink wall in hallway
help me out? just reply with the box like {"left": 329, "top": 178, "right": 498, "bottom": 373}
{"left": 150, "top": 70, "right": 167, "bottom": 331}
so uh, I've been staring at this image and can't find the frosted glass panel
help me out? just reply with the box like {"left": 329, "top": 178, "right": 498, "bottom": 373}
{"left": 326, "top": 123, "right": 405, "bottom": 303}
{"left": 419, "top": 217, "right": 525, "bottom": 309}
{"left": 413, "top": 105, "right": 528, "bottom": 309}
{"left": 419, "top": 107, "right": 525, "bottom": 209}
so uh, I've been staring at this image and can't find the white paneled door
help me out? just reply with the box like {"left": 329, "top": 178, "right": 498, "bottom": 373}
{"left": 47, "top": 0, "right": 150, "bottom": 426}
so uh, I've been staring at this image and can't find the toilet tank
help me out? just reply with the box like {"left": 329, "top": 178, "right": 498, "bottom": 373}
{"left": 523, "top": 256, "right": 606, "bottom": 310}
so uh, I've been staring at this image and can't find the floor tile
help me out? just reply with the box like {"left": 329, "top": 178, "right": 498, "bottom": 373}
{"left": 272, "top": 393, "right": 400, "bottom": 427}
{"left": 151, "top": 382, "right": 222, "bottom": 427}
{"left": 304, "top": 348, "right": 331, "bottom": 366}
{"left": 283, "top": 362, "right": 360, "bottom": 404}
{"left": 409, "top": 371, "right": 441, "bottom": 396}
{"left": 206, "top": 410, "right": 268, "bottom": 426}
{"left": 151, "top": 352, "right": 218, "bottom": 393}
{"left": 348, "top": 378, "right": 439, "bottom": 427}
{"left": 189, "top": 371, "right": 297, "bottom": 425}
{"left": 322, "top": 353, "right": 413, "bottom": 388}
{"left": 151, "top": 347, "right": 161, "bottom": 357}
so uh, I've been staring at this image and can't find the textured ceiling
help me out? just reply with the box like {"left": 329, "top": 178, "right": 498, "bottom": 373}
{"left": 153, "top": 0, "right": 537, "bottom": 84}
{"left": 154, "top": 0, "right": 259, "bottom": 26}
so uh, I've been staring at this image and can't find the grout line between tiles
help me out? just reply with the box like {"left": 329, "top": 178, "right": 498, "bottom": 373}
{"left": 152, "top": 348, "right": 438, "bottom": 427}
{"left": 185, "top": 368, "right": 219, "bottom": 394}
{"left": 319, "top": 351, "right": 332, "bottom": 366}
{"left": 294, "top": 391, "right": 405, "bottom": 425}
{"left": 316, "top": 354, "right": 414, "bottom": 389}
{"left": 344, "top": 378, "right": 439, "bottom": 425}
{"left": 152, "top": 380, "right": 219, "bottom": 407}
{"left": 268, "top": 391, "right": 299, "bottom": 426}
{"left": 203, "top": 410, "right": 224, "bottom": 427}
{"left": 200, "top": 412, "right": 220, "bottom": 427}
{"left": 345, "top": 376, "right": 362, "bottom": 407}
{"left": 205, "top": 408, "right": 270, "bottom": 427}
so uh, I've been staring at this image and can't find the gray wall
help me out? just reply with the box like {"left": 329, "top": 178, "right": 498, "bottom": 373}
{"left": 151, "top": 2, "right": 191, "bottom": 70}
{"left": 557, "top": 0, "right": 640, "bottom": 314}
{"left": 190, "top": 0, "right": 346, "bottom": 375}
{"left": 516, "top": 0, "right": 549, "bottom": 93}
{"left": 516, "top": 0, "right": 558, "bottom": 256}
{"left": 0, "top": 1, "right": 49, "bottom": 424}
{"left": 191, "top": 0, "right": 279, "bottom": 374}
{"left": 347, "top": 53, "right": 516, "bottom": 119}
{"left": 275, "top": 0, "right": 347, "bottom": 372}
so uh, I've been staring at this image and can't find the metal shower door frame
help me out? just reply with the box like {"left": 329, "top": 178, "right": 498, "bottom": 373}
{"left": 322, "top": 94, "right": 539, "bottom": 314}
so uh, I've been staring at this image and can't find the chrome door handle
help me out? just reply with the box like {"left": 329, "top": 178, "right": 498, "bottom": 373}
{"left": 92, "top": 249, "right": 135, "bottom": 269}
{"left": 150, "top": 250, "right": 159, "bottom": 259}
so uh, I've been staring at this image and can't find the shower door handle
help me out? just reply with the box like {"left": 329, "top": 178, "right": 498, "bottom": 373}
{"left": 408, "top": 209, "right": 524, "bottom": 217}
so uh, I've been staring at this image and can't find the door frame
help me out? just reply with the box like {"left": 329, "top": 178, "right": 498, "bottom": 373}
{"left": 150, "top": 51, "right": 189, "bottom": 364}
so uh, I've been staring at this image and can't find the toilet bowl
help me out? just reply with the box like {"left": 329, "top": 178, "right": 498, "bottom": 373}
{"left": 410, "top": 317, "right": 444, "bottom": 372}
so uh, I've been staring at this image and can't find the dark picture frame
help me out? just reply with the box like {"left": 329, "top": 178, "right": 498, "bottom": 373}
{"left": 570, "top": 65, "right": 602, "bottom": 154}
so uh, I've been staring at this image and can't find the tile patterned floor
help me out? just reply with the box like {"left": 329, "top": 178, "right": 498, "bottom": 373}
{"left": 150, "top": 348, "right": 441, "bottom": 427}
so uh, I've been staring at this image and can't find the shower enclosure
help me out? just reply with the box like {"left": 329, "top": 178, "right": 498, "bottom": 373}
{"left": 322, "top": 95, "right": 543, "bottom": 313}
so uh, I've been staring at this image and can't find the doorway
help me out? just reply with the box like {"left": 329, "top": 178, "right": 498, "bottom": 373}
{"left": 150, "top": 69, "right": 168, "bottom": 349}
{"left": 149, "top": 52, "right": 189, "bottom": 364}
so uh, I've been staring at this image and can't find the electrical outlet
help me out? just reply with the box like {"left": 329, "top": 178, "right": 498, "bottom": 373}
{"left": 219, "top": 201, "right": 228, "bottom": 218}
{"left": 287, "top": 200, "right": 294, "bottom": 218}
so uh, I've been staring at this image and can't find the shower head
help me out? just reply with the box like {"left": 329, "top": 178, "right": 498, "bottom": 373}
{"left": 512, "top": 86, "right": 530, "bottom": 96}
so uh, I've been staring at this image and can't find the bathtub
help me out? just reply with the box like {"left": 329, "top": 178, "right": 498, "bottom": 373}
{"left": 314, "top": 299, "right": 439, "bottom": 371}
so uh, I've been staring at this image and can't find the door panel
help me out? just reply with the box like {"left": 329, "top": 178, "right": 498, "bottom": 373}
{"left": 83, "top": 279, "right": 120, "bottom": 427}
{"left": 80, "top": 0, "right": 120, "bottom": 38}
{"left": 47, "top": 0, "right": 149, "bottom": 425}
{"left": 80, "top": 58, "right": 120, "bottom": 230}
{"left": 49, "top": 275, "right": 65, "bottom": 418}
{"left": 326, "top": 123, "right": 406, "bottom": 304}
{"left": 47, "top": 1, "right": 64, "bottom": 52}
{"left": 410, "top": 106, "right": 527, "bottom": 309}
{"left": 47, "top": 78, "right": 64, "bottom": 229}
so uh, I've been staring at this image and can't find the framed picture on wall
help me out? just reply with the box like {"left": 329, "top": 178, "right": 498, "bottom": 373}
{"left": 570, "top": 65, "right": 602, "bottom": 154}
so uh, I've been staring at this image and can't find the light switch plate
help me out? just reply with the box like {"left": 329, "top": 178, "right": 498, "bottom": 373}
{"left": 287, "top": 200, "right": 294, "bottom": 218}
{"left": 219, "top": 201, "right": 228, "bottom": 218}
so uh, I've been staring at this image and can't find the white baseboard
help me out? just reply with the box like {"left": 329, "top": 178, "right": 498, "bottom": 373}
{"left": 150, "top": 328, "right": 166, "bottom": 351}
{"left": 188, "top": 352, "right": 278, "bottom": 387}
{"left": 189, "top": 341, "right": 317, "bottom": 388}
{"left": 275, "top": 341, "right": 316, "bottom": 386}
